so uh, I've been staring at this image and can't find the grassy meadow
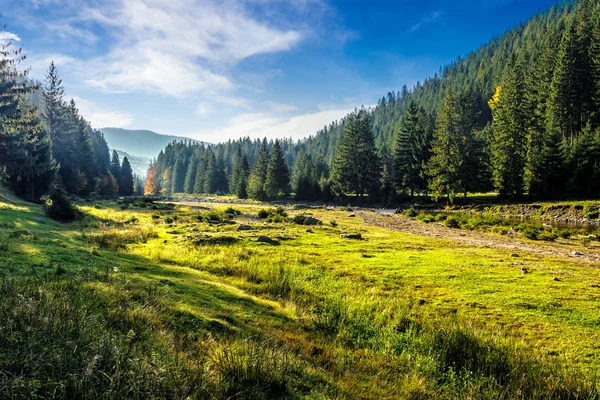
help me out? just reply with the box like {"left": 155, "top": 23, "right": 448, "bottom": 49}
{"left": 1, "top": 192, "right": 600, "bottom": 399}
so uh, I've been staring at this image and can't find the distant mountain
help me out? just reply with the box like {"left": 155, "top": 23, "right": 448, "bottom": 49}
{"left": 114, "top": 150, "right": 151, "bottom": 178}
{"left": 99, "top": 128, "right": 204, "bottom": 159}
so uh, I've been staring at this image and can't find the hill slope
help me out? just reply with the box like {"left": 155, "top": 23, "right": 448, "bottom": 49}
{"left": 100, "top": 128, "right": 205, "bottom": 159}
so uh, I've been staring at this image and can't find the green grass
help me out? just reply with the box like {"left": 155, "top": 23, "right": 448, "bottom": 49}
{"left": 1, "top": 193, "right": 600, "bottom": 398}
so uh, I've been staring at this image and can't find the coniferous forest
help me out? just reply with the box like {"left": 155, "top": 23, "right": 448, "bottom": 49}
{"left": 144, "top": 0, "right": 600, "bottom": 204}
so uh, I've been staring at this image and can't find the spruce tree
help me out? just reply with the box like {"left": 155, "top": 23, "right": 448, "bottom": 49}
{"left": 491, "top": 57, "right": 527, "bottom": 198}
{"left": 331, "top": 109, "right": 381, "bottom": 198}
{"left": 264, "top": 140, "right": 291, "bottom": 199}
{"left": 427, "top": 88, "right": 462, "bottom": 203}
{"left": 394, "top": 101, "right": 424, "bottom": 196}
{"left": 120, "top": 157, "right": 134, "bottom": 196}
{"left": 5, "top": 107, "right": 56, "bottom": 202}
{"left": 170, "top": 157, "right": 186, "bottom": 193}
{"left": 248, "top": 138, "right": 269, "bottom": 200}
{"left": 110, "top": 150, "right": 121, "bottom": 192}
{"left": 569, "top": 124, "right": 600, "bottom": 196}
{"left": 236, "top": 154, "right": 250, "bottom": 199}
{"left": 591, "top": 8, "right": 600, "bottom": 126}
{"left": 183, "top": 155, "right": 198, "bottom": 194}
{"left": 194, "top": 154, "right": 208, "bottom": 194}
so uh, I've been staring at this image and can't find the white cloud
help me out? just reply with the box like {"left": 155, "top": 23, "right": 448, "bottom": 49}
{"left": 72, "top": 96, "right": 133, "bottom": 128}
{"left": 186, "top": 107, "right": 352, "bottom": 143}
{"left": 63, "top": 0, "right": 303, "bottom": 97}
{"left": 196, "top": 103, "right": 216, "bottom": 115}
{"left": 0, "top": 32, "right": 21, "bottom": 42}
{"left": 265, "top": 101, "right": 299, "bottom": 113}
{"left": 410, "top": 11, "right": 443, "bottom": 32}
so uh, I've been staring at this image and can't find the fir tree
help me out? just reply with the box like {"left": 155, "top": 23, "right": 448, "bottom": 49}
{"left": 265, "top": 139, "right": 291, "bottom": 199}
{"left": 331, "top": 109, "right": 381, "bottom": 198}
{"left": 110, "top": 150, "right": 121, "bottom": 192}
{"left": 183, "top": 155, "right": 198, "bottom": 194}
{"left": 491, "top": 57, "right": 527, "bottom": 198}
{"left": 248, "top": 138, "right": 269, "bottom": 200}
{"left": 569, "top": 124, "right": 600, "bottom": 196}
{"left": 427, "top": 88, "right": 463, "bottom": 203}
{"left": 120, "top": 157, "right": 134, "bottom": 196}
{"left": 194, "top": 154, "right": 208, "bottom": 194}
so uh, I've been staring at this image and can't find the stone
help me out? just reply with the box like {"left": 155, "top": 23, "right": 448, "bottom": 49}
{"left": 303, "top": 217, "right": 320, "bottom": 226}
{"left": 340, "top": 233, "right": 362, "bottom": 240}
{"left": 572, "top": 251, "right": 584, "bottom": 256}
{"left": 552, "top": 277, "right": 561, "bottom": 282}
{"left": 510, "top": 253, "right": 519, "bottom": 257}
{"left": 257, "top": 236, "right": 275, "bottom": 243}
{"left": 237, "top": 224, "right": 253, "bottom": 231}
{"left": 347, "top": 213, "right": 356, "bottom": 217}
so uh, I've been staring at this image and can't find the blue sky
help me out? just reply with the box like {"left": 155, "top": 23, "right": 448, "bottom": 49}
{"left": 1, "top": 0, "right": 560, "bottom": 143}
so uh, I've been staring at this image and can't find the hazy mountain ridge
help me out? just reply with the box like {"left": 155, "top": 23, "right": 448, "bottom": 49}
{"left": 100, "top": 127, "right": 206, "bottom": 159}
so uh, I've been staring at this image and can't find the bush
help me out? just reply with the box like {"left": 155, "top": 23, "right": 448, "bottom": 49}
{"left": 444, "top": 216, "right": 461, "bottom": 229}
{"left": 271, "top": 214, "right": 285, "bottom": 223}
{"left": 164, "top": 216, "right": 174, "bottom": 224}
{"left": 292, "top": 214, "right": 308, "bottom": 224}
{"left": 45, "top": 184, "right": 78, "bottom": 222}
{"left": 258, "top": 209, "right": 270, "bottom": 219}
{"left": 223, "top": 207, "right": 241, "bottom": 216}
{"left": 0, "top": 237, "right": 8, "bottom": 252}
{"left": 151, "top": 213, "right": 161, "bottom": 220}
{"left": 403, "top": 208, "right": 418, "bottom": 217}
{"left": 416, "top": 213, "right": 436, "bottom": 223}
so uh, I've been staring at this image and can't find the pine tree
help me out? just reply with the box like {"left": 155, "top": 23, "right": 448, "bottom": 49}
{"left": 491, "top": 57, "right": 527, "bottom": 198}
{"left": 183, "top": 155, "right": 198, "bottom": 194}
{"left": 120, "top": 157, "right": 134, "bottom": 196}
{"left": 248, "top": 138, "right": 269, "bottom": 200}
{"left": 394, "top": 101, "right": 431, "bottom": 196}
{"left": 230, "top": 148, "right": 250, "bottom": 198}
{"left": 331, "top": 109, "right": 381, "bottom": 198}
{"left": 170, "top": 157, "right": 186, "bottom": 193}
{"left": 194, "top": 154, "right": 208, "bottom": 194}
{"left": 4, "top": 107, "right": 56, "bottom": 202}
{"left": 110, "top": 150, "right": 121, "bottom": 193}
{"left": 264, "top": 139, "right": 291, "bottom": 199}
{"left": 569, "top": 124, "right": 600, "bottom": 196}
{"left": 591, "top": 7, "right": 600, "bottom": 125}
{"left": 427, "top": 88, "right": 463, "bottom": 203}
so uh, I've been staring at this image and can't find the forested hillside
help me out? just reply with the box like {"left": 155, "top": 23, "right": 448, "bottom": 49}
{"left": 0, "top": 48, "right": 136, "bottom": 219}
{"left": 148, "top": 0, "right": 600, "bottom": 204}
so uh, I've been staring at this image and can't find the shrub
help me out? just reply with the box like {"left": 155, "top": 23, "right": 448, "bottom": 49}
{"left": 125, "top": 216, "right": 139, "bottom": 224}
{"left": 416, "top": 213, "right": 436, "bottom": 223}
{"left": 444, "top": 216, "right": 460, "bottom": 229}
{"left": 151, "top": 213, "right": 161, "bottom": 220}
{"left": 403, "top": 208, "right": 418, "bottom": 217}
{"left": 164, "top": 216, "right": 174, "bottom": 224}
{"left": 88, "top": 227, "right": 159, "bottom": 251}
{"left": 271, "top": 214, "right": 285, "bottom": 223}
{"left": 330, "top": 220, "right": 338, "bottom": 227}
{"left": 520, "top": 227, "right": 540, "bottom": 240}
{"left": 45, "top": 184, "right": 78, "bottom": 222}
{"left": 292, "top": 214, "right": 308, "bottom": 224}
{"left": 584, "top": 205, "right": 599, "bottom": 220}
{"left": 434, "top": 213, "right": 448, "bottom": 222}
{"left": 258, "top": 209, "right": 270, "bottom": 219}
{"left": 224, "top": 207, "right": 241, "bottom": 216}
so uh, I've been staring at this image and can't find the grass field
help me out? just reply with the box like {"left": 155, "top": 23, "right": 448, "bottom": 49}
{"left": 1, "top": 193, "right": 600, "bottom": 398}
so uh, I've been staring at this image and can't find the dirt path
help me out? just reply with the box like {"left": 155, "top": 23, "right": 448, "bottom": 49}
{"left": 359, "top": 211, "right": 600, "bottom": 264}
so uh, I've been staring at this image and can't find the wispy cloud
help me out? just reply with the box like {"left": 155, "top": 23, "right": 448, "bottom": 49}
{"left": 24, "top": 0, "right": 304, "bottom": 98}
{"left": 0, "top": 32, "right": 21, "bottom": 42}
{"left": 186, "top": 106, "right": 353, "bottom": 143}
{"left": 265, "top": 101, "right": 299, "bottom": 113}
{"left": 409, "top": 11, "right": 444, "bottom": 33}
{"left": 72, "top": 96, "right": 133, "bottom": 128}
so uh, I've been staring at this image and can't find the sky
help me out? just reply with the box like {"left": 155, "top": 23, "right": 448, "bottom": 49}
{"left": 1, "top": 0, "right": 561, "bottom": 144}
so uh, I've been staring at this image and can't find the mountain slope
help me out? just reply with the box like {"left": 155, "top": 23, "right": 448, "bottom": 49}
{"left": 113, "top": 150, "right": 151, "bottom": 178}
{"left": 100, "top": 128, "right": 205, "bottom": 159}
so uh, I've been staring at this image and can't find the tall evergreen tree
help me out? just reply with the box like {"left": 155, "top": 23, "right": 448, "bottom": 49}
{"left": 248, "top": 138, "right": 269, "bottom": 200}
{"left": 120, "top": 157, "right": 134, "bottom": 196}
{"left": 194, "top": 154, "right": 208, "bottom": 194}
{"left": 569, "top": 124, "right": 600, "bottom": 196}
{"left": 427, "top": 88, "right": 463, "bottom": 203}
{"left": 170, "top": 157, "right": 186, "bottom": 193}
{"left": 331, "top": 109, "right": 381, "bottom": 198}
{"left": 265, "top": 139, "right": 291, "bottom": 199}
{"left": 183, "top": 155, "right": 198, "bottom": 194}
{"left": 110, "top": 150, "right": 121, "bottom": 191}
{"left": 394, "top": 101, "right": 431, "bottom": 196}
{"left": 230, "top": 147, "right": 250, "bottom": 198}
{"left": 491, "top": 57, "right": 528, "bottom": 198}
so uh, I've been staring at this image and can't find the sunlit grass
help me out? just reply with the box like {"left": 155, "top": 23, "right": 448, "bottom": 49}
{"left": 2, "top": 195, "right": 600, "bottom": 398}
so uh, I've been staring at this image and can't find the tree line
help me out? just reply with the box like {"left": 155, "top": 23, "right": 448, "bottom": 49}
{"left": 0, "top": 32, "right": 137, "bottom": 219}
{"left": 148, "top": 0, "right": 600, "bottom": 204}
